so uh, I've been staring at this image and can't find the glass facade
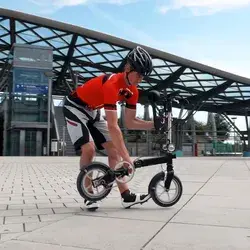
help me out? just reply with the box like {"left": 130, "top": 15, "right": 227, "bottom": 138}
{"left": 1, "top": 44, "right": 53, "bottom": 156}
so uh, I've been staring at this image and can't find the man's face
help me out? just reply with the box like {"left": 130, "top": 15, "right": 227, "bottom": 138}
{"left": 126, "top": 70, "right": 144, "bottom": 86}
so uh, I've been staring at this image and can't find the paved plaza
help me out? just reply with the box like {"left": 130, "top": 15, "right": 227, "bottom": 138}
{"left": 0, "top": 156, "right": 249, "bottom": 249}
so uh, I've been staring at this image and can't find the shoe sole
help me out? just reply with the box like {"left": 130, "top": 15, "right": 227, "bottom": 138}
{"left": 84, "top": 203, "right": 100, "bottom": 212}
{"left": 122, "top": 196, "right": 151, "bottom": 209}
{"left": 86, "top": 207, "right": 99, "bottom": 212}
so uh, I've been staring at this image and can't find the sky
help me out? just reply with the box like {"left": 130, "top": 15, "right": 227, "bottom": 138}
{"left": 1, "top": 0, "right": 250, "bottom": 131}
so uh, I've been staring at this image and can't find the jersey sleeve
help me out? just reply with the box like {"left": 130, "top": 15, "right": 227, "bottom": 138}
{"left": 103, "top": 81, "right": 119, "bottom": 111}
{"left": 125, "top": 87, "right": 138, "bottom": 110}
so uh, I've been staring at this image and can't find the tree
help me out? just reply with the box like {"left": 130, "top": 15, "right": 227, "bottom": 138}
{"left": 214, "top": 113, "right": 231, "bottom": 140}
{"left": 194, "top": 120, "right": 208, "bottom": 135}
{"left": 185, "top": 113, "right": 231, "bottom": 140}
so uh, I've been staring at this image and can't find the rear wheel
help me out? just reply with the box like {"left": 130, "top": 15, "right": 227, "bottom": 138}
{"left": 76, "top": 162, "right": 114, "bottom": 202}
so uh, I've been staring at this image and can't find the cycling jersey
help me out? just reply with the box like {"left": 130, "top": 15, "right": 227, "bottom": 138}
{"left": 69, "top": 73, "right": 138, "bottom": 111}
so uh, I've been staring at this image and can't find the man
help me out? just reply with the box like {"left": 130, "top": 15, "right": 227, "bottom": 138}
{"left": 63, "top": 46, "right": 155, "bottom": 210}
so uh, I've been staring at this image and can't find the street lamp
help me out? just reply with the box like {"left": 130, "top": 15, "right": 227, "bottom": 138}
{"left": 44, "top": 71, "right": 54, "bottom": 156}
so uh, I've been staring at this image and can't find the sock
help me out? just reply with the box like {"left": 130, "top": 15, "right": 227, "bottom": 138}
{"left": 121, "top": 189, "right": 130, "bottom": 198}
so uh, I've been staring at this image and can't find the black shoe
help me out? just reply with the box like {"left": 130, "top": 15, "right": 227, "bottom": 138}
{"left": 84, "top": 199, "right": 100, "bottom": 211}
{"left": 121, "top": 190, "right": 151, "bottom": 209}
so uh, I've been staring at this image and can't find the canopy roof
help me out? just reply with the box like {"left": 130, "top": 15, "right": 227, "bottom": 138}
{"left": 1, "top": 8, "right": 250, "bottom": 115}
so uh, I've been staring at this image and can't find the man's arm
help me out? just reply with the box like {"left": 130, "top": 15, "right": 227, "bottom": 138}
{"left": 124, "top": 107, "right": 154, "bottom": 130}
{"left": 105, "top": 109, "right": 132, "bottom": 164}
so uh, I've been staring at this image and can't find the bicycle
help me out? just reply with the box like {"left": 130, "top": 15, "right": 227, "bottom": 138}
{"left": 76, "top": 90, "right": 183, "bottom": 208}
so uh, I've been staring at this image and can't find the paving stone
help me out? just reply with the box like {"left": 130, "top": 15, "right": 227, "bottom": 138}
{"left": 36, "top": 203, "right": 65, "bottom": 209}
{"left": 8, "top": 204, "right": 37, "bottom": 210}
{"left": 39, "top": 213, "right": 73, "bottom": 222}
{"left": 25, "top": 198, "right": 50, "bottom": 204}
{"left": 0, "top": 200, "right": 24, "bottom": 205}
{"left": 22, "top": 208, "right": 54, "bottom": 216}
{"left": 0, "top": 223, "right": 24, "bottom": 234}
{"left": 53, "top": 207, "right": 83, "bottom": 214}
{"left": 4, "top": 215, "right": 39, "bottom": 224}
{"left": 24, "top": 221, "right": 52, "bottom": 232}
{"left": 0, "top": 205, "right": 7, "bottom": 210}
{"left": 0, "top": 232, "right": 25, "bottom": 242}
{"left": 0, "top": 210, "right": 21, "bottom": 217}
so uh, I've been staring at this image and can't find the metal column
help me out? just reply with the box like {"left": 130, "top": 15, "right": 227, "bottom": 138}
{"left": 36, "top": 130, "right": 42, "bottom": 156}
{"left": 20, "top": 130, "right": 25, "bottom": 156}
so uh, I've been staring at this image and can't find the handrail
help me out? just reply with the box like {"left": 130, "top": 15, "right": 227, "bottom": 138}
{"left": 51, "top": 98, "right": 60, "bottom": 141}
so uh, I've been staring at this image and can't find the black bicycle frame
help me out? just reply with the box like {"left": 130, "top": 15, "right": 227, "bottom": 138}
{"left": 132, "top": 93, "right": 179, "bottom": 189}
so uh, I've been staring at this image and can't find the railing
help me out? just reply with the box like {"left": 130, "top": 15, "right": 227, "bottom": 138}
{"left": 120, "top": 128, "right": 243, "bottom": 157}
{"left": 51, "top": 97, "right": 60, "bottom": 141}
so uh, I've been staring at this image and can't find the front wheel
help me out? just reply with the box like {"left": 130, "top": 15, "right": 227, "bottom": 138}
{"left": 148, "top": 172, "right": 183, "bottom": 207}
{"left": 76, "top": 162, "right": 114, "bottom": 202}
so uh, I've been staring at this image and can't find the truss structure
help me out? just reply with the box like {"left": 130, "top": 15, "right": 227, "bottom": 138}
{"left": 1, "top": 8, "right": 250, "bottom": 116}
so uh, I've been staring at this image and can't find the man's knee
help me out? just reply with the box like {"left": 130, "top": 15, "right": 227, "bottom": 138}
{"left": 104, "top": 143, "right": 120, "bottom": 161}
{"left": 81, "top": 142, "right": 95, "bottom": 158}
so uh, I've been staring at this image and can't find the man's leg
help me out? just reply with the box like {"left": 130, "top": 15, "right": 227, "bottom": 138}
{"left": 102, "top": 141, "right": 151, "bottom": 208}
{"left": 63, "top": 106, "right": 100, "bottom": 210}
{"left": 102, "top": 141, "right": 129, "bottom": 194}
{"left": 79, "top": 141, "right": 95, "bottom": 191}
{"left": 80, "top": 141, "right": 95, "bottom": 170}
{"left": 79, "top": 141, "right": 101, "bottom": 210}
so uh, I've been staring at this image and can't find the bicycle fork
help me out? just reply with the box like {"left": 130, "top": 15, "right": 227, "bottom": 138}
{"left": 164, "top": 159, "right": 174, "bottom": 190}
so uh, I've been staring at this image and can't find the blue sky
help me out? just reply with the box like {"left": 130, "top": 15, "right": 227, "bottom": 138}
{"left": 2, "top": 0, "right": 250, "bottom": 131}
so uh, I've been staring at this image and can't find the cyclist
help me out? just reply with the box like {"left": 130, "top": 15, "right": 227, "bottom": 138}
{"left": 63, "top": 46, "right": 155, "bottom": 210}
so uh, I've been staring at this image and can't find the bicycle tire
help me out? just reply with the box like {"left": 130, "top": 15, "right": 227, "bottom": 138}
{"left": 148, "top": 172, "right": 183, "bottom": 207}
{"left": 76, "top": 162, "right": 113, "bottom": 202}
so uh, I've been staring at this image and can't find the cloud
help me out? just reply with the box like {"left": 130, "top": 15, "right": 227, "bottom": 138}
{"left": 29, "top": 0, "right": 143, "bottom": 8}
{"left": 158, "top": 0, "right": 250, "bottom": 15}
{"left": 28, "top": 0, "right": 145, "bottom": 14}
{"left": 86, "top": 3, "right": 169, "bottom": 50}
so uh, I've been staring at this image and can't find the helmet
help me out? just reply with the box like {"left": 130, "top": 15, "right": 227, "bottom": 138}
{"left": 126, "top": 46, "right": 153, "bottom": 76}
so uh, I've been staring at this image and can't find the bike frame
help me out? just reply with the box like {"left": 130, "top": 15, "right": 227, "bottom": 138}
{"left": 111, "top": 91, "right": 178, "bottom": 189}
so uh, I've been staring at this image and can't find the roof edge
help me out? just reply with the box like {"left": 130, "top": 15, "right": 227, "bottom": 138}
{"left": 1, "top": 8, "right": 250, "bottom": 84}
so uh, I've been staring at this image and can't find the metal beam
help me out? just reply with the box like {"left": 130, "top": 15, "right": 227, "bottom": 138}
{"left": 184, "top": 80, "right": 234, "bottom": 105}
{"left": 145, "top": 66, "right": 186, "bottom": 92}
{"left": 57, "top": 34, "right": 78, "bottom": 85}
{"left": 54, "top": 55, "right": 118, "bottom": 74}
{"left": 0, "top": 44, "right": 10, "bottom": 51}
{"left": 221, "top": 113, "right": 242, "bottom": 135}
{"left": 216, "top": 98, "right": 250, "bottom": 113}
{"left": 9, "top": 18, "right": 16, "bottom": 45}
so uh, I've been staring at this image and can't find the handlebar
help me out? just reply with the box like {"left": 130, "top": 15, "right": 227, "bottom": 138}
{"left": 147, "top": 89, "right": 189, "bottom": 134}
{"left": 164, "top": 90, "right": 181, "bottom": 100}
{"left": 147, "top": 90, "right": 181, "bottom": 104}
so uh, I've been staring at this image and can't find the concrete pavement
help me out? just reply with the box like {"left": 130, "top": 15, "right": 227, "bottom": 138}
{"left": 0, "top": 156, "right": 249, "bottom": 249}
